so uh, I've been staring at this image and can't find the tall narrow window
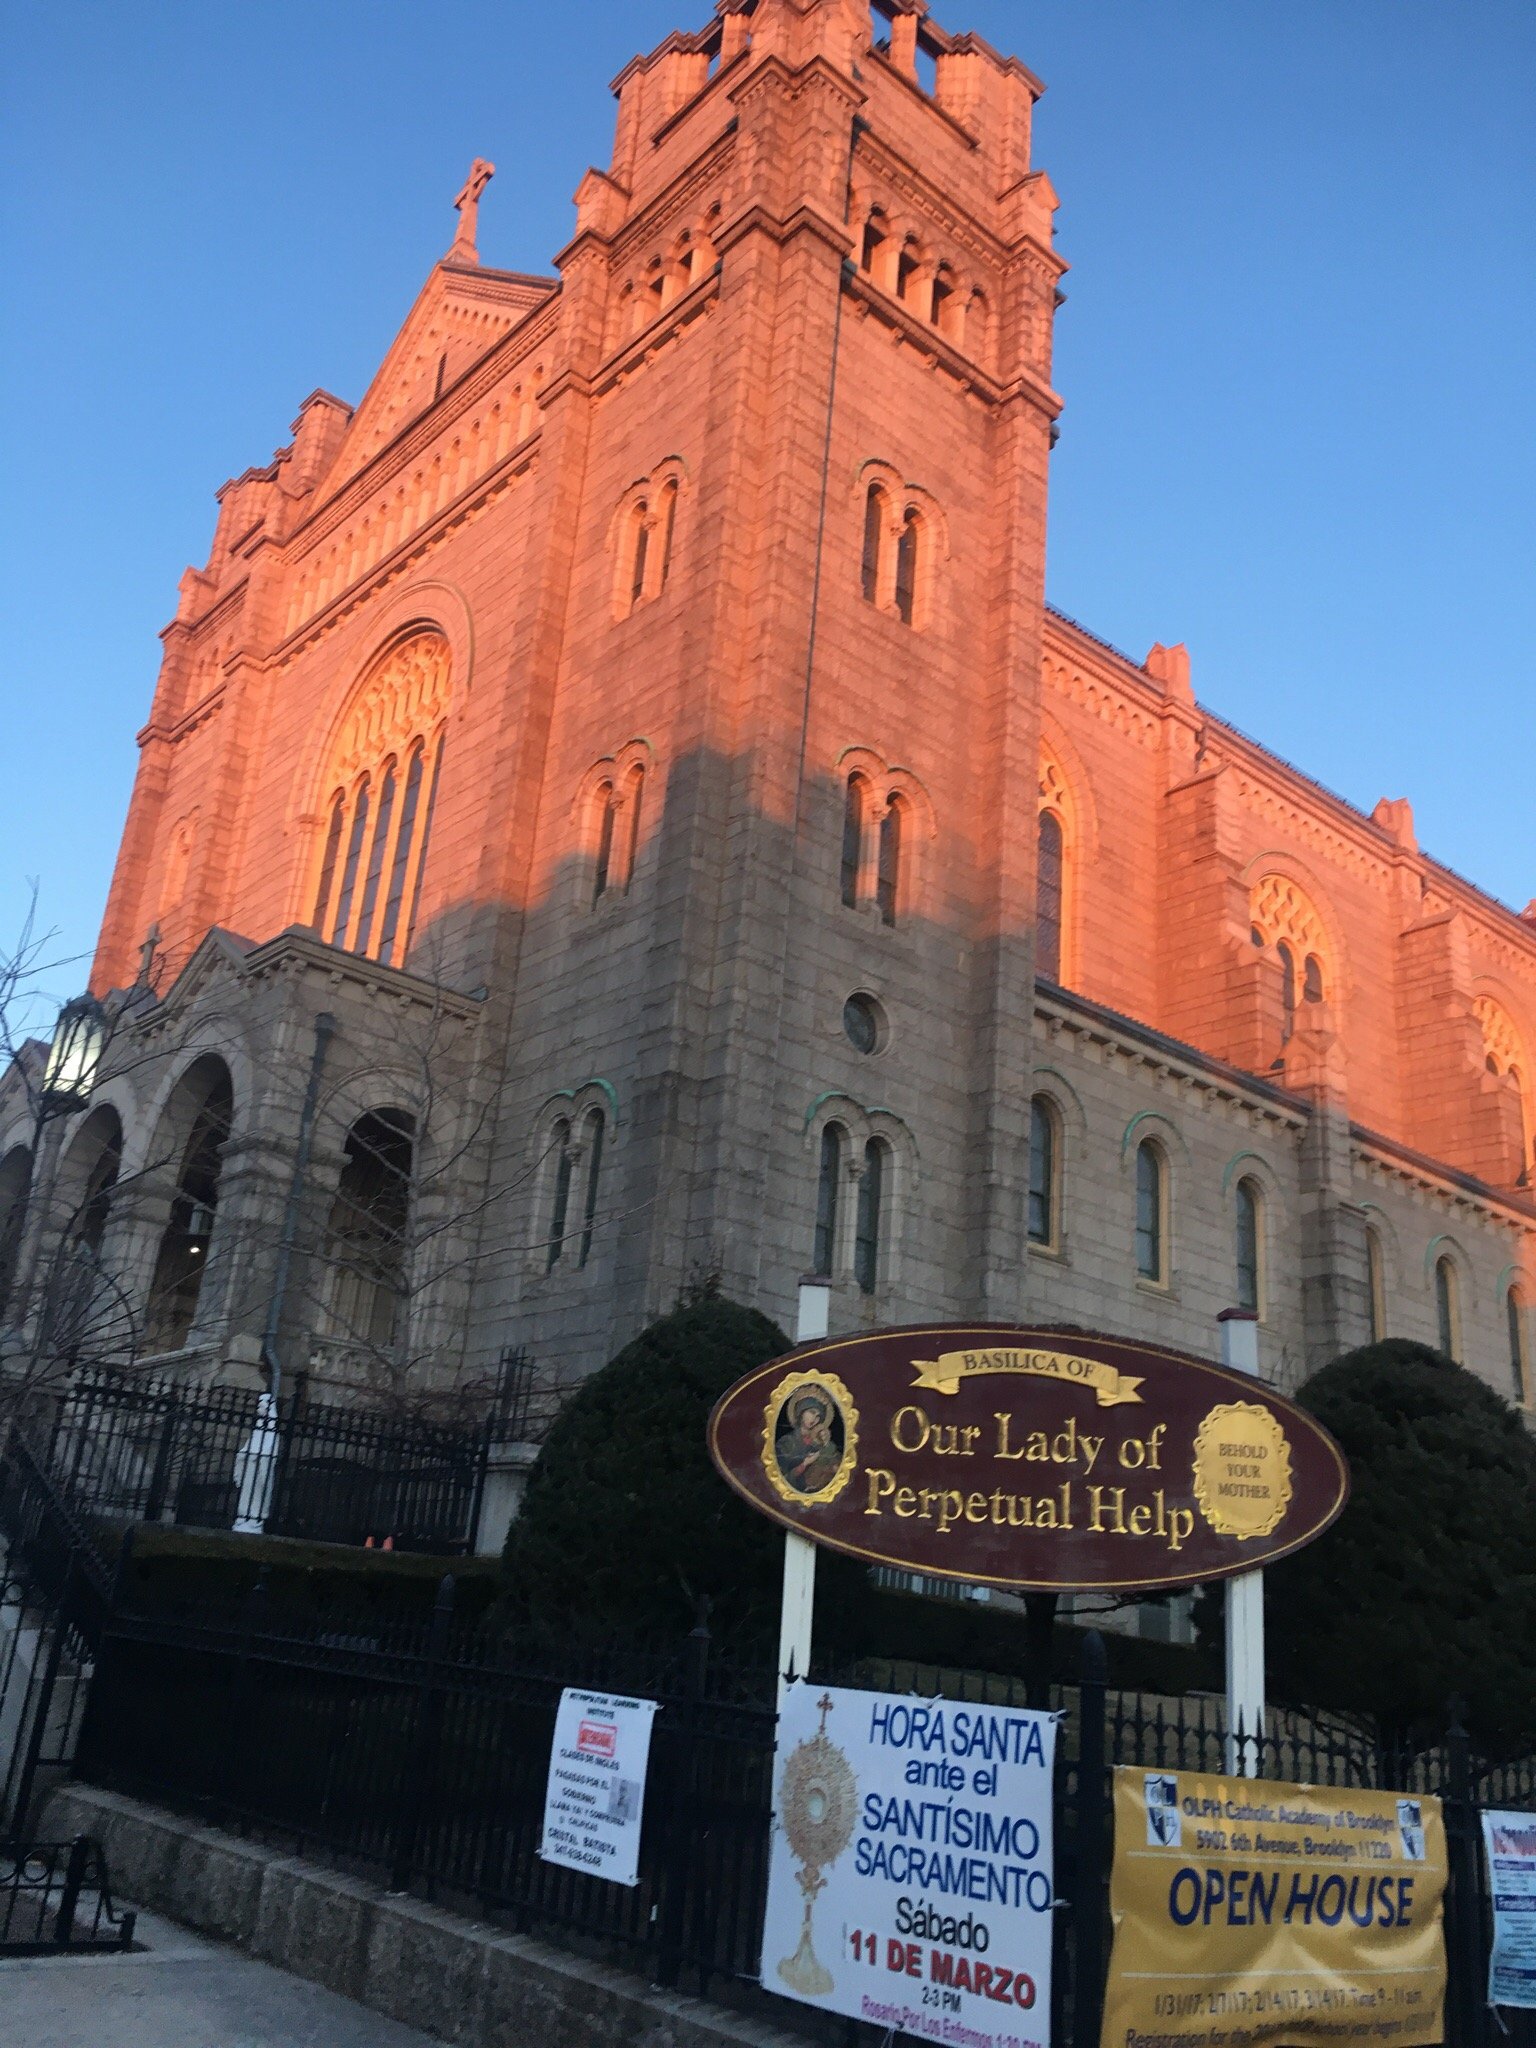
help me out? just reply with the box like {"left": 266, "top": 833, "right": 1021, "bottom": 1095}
{"left": 813, "top": 1124, "right": 843, "bottom": 1277}
{"left": 330, "top": 776, "right": 371, "bottom": 945}
{"left": 876, "top": 795, "right": 902, "bottom": 926}
{"left": 894, "top": 511, "right": 919, "bottom": 625}
{"left": 855, "top": 1139, "right": 885, "bottom": 1295}
{"left": 1235, "top": 1178, "right": 1262, "bottom": 1314}
{"left": 860, "top": 216, "right": 885, "bottom": 275}
{"left": 313, "top": 794, "right": 345, "bottom": 934}
{"left": 377, "top": 744, "right": 425, "bottom": 966}
{"left": 0, "top": 1146, "right": 34, "bottom": 1318}
{"left": 593, "top": 783, "right": 617, "bottom": 903}
{"left": 546, "top": 1119, "right": 572, "bottom": 1272}
{"left": 1135, "top": 1140, "right": 1165, "bottom": 1283}
{"left": 326, "top": 1110, "right": 414, "bottom": 1350}
{"left": 1037, "top": 810, "right": 1064, "bottom": 984}
{"left": 145, "top": 1066, "right": 233, "bottom": 1356}
{"left": 1509, "top": 1288, "right": 1529, "bottom": 1405}
{"left": 623, "top": 765, "right": 645, "bottom": 887}
{"left": 658, "top": 483, "right": 678, "bottom": 587}
{"left": 319, "top": 631, "right": 451, "bottom": 966}
{"left": 896, "top": 245, "right": 920, "bottom": 302}
{"left": 1277, "top": 941, "right": 1297, "bottom": 1043}
{"left": 1303, "top": 954, "right": 1324, "bottom": 1004}
{"left": 76, "top": 1117, "right": 123, "bottom": 1257}
{"left": 577, "top": 1110, "right": 605, "bottom": 1269}
{"left": 1366, "top": 1228, "right": 1386, "bottom": 1343}
{"left": 351, "top": 760, "right": 396, "bottom": 957}
{"left": 630, "top": 502, "right": 650, "bottom": 606}
{"left": 1434, "top": 1255, "right": 1460, "bottom": 1361}
{"left": 402, "top": 732, "right": 445, "bottom": 957}
{"left": 861, "top": 486, "right": 885, "bottom": 605}
{"left": 841, "top": 774, "right": 866, "bottom": 908}
{"left": 1028, "top": 1096, "right": 1056, "bottom": 1248}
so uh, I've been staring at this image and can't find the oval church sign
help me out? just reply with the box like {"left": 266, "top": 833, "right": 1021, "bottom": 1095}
{"left": 707, "top": 1325, "right": 1349, "bottom": 1594}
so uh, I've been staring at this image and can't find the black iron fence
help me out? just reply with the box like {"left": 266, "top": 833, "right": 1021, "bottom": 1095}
{"left": 30, "top": 1367, "right": 494, "bottom": 1554}
{"left": 0, "top": 1835, "right": 137, "bottom": 1955}
{"left": 74, "top": 1576, "right": 1536, "bottom": 2048}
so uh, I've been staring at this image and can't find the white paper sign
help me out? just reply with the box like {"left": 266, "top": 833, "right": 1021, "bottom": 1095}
{"left": 762, "top": 1680, "right": 1056, "bottom": 2047}
{"left": 1483, "top": 1809, "right": 1536, "bottom": 2009}
{"left": 539, "top": 1686, "right": 660, "bottom": 1888}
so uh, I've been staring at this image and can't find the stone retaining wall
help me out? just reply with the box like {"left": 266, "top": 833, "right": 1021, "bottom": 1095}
{"left": 41, "top": 1783, "right": 809, "bottom": 2048}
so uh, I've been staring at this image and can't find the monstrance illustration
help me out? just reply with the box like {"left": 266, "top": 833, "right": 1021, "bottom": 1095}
{"left": 776, "top": 1692, "right": 858, "bottom": 1996}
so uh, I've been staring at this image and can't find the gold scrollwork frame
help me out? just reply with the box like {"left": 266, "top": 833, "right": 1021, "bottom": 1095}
{"left": 1192, "top": 1400, "right": 1294, "bottom": 1540}
{"left": 761, "top": 1369, "right": 860, "bottom": 1507}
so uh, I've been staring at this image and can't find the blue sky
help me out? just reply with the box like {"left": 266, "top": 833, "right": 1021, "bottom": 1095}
{"left": 2, "top": 0, "right": 1531, "bottom": 1004}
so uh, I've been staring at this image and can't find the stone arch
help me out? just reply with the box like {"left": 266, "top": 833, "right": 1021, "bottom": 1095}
{"left": 1471, "top": 985, "right": 1535, "bottom": 1174}
{"left": 1241, "top": 854, "right": 1348, "bottom": 1006}
{"left": 528, "top": 1080, "right": 619, "bottom": 1277}
{"left": 142, "top": 1053, "right": 236, "bottom": 1356}
{"left": 608, "top": 459, "right": 688, "bottom": 618}
{"left": 833, "top": 747, "right": 935, "bottom": 922}
{"left": 802, "top": 1092, "right": 916, "bottom": 1294}
{"left": 571, "top": 740, "right": 655, "bottom": 906}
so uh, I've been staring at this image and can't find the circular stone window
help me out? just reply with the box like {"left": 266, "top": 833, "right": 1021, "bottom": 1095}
{"left": 842, "top": 992, "right": 887, "bottom": 1055}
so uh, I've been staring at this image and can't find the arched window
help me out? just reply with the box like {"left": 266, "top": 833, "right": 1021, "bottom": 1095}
{"left": 930, "top": 265, "right": 956, "bottom": 336}
{"left": 629, "top": 500, "right": 650, "bottom": 606}
{"left": 312, "top": 633, "right": 451, "bottom": 968}
{"left": 73, "top": 1111, "right": 123, "bottom": 1257}
{"left": 0, "top": 1144, "right": 34, "bottom": 1318}
{"left": 1234, "top": 1177, "right": 1263, "bottom": 1315}
{"left": 658, "top": 481, "right": 678, "bottom": 587}
{"left": 1509, "top": 1288, "right": 1529, "bottom": 1405}
{"left": 855, "top": 1138, "right": 886, "bottom": 1295}
{"left": 577, "top": 1108, "right": 605, "bottom": 1269}
{"left": 145, "top": 1064, "right": 233, "bottom": 1355}
{"left": 813, "top": 1123, "right": 844, "bottom": 1277}
{"left": 1366, "top": 1228, "right": 1387, "bottom": 1343}
{"left": 1135, "top": 1140, "right": 1166, "bottom": 1284}
{"left": 1037, "top": 810, "right": 1064, "bottom": 985}
{"left": 326, "top": 1110, "right": 414, "bottom": 1350}
{"left": 1303, "top": 954, "right": 1324, "bottom": 1004}
{"left": 622, "top": 763, "right": 645, "bottom": 887}
{"left": 861, "top": 485, "right": 886, "bottom": 605}
{"left": 860, "top": 215, "right": 886, "bottom": 275}
{"left": 894, "top": 510, "right": 919, "bottom": 626}
{"left": 545, "top": 1118, "right": 573, "bottom": 1272}
{"left": 1028, "top": 1096, "right": 1058, "bottom": 1249}
{"left": 1434, "top": 1254, "right": 1460, "bottom": 1361}
{"left": 896, "top": 243, "right": 921, "bottom": 303}
{"left": 876, "top": 796, "right": 903, "bottom": 926}
{"left": 841, "top": 774, "right": 867, "bottom": 908}
{"left": 592, "top": 782, "right": 617, "bottom": 903}
{"left": 1277, "top": 941, "right": 1298, "bottom": 1044}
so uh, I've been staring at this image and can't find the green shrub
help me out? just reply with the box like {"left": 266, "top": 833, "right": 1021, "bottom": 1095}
{"left": 1257, "top": 1339, "right": 1536, "bottom": 1750}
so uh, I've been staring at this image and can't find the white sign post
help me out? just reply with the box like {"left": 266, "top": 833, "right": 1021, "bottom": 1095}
{"left": 539, "top": 1686, "right": 659, "bottom": 1888}
{"left": 1219, "top": 1309, "right": 1265, "bottom": 1776}
{"left": 764, "top": 1679, "right": 1056, "bottom": 2044}
{"left": 777, "top": 1278, "right": 830, "bottom": 1711}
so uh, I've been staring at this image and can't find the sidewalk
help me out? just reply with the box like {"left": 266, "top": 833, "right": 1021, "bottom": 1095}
{"left": 0, "top": 1903, "right": 445, "bottom": 2048}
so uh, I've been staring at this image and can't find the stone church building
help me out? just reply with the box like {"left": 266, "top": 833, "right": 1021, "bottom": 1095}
{"left": 3, "top": 0, "right": 1532, "bottom": 1423}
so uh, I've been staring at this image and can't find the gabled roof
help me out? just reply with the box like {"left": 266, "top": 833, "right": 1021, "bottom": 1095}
{"left": 319, "top": 260, "right": 557, "bottom": 500}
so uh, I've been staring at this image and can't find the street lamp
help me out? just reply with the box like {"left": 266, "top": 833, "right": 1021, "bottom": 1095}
{"left": 40, "top": 995, "right": 107, "bottom": 1121}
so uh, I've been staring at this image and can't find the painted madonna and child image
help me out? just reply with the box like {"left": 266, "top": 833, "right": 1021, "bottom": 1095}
{"left": 766, "top": 1375, "right": 857, "bottom": 1503}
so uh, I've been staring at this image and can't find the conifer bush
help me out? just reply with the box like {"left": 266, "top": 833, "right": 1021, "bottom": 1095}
{"left": 1263, "top": 1339, "right": 1536, "bottom": 1751}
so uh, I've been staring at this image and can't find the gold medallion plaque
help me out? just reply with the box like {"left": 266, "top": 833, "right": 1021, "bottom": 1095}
{"left": 1192, "top": 1400, "right": 1293, "bottom": 1539}
{"left": 761, "top": 1370, "right": 858, "bottom": 1507}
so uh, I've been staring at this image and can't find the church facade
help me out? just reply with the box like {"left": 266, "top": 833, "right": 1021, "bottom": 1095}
{"left": 4, "top": 0, "right": 1532, "bottom": 1421}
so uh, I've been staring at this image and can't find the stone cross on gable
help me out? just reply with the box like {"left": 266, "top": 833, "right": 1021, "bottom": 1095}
{"left": 448, "top": 158, "right": 495, "bottom": 264}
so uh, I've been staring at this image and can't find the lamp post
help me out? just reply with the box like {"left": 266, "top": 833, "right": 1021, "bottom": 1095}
{"left": 2, "top": 993, "right": 108, "bottom": 1358}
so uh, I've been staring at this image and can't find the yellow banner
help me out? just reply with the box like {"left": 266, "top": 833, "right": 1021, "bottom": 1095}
{"left": 1104, "top": 1767, "right": 1446, "bottom": 2048}
{"left": 910, "top": 1347, "right": 1144, "bottom": 1406}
